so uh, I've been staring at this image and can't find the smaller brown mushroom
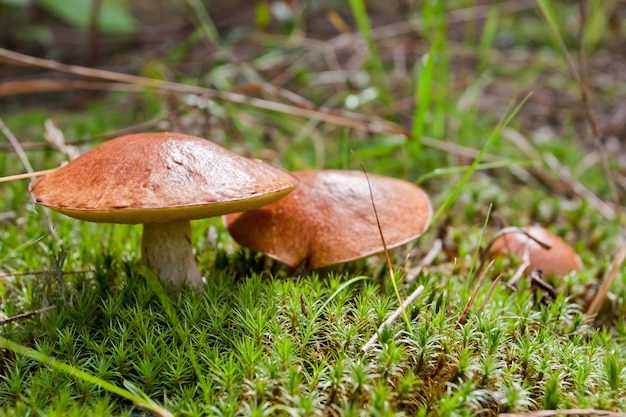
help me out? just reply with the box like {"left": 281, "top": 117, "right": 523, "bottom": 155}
{"left": 223, "top": 169, "right": 432, "bottom": 269}
{"left": 486, "top": 225, "right": 582, "bottom": 278}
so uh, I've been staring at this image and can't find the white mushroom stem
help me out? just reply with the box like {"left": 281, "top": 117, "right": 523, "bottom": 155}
{"left": 141, "top": 220, "right": 204, "bottom": 288}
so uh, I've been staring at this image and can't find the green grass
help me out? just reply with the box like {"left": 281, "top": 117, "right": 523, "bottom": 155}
{"left": 1, "top": 1, "right": 626, "bottom": 416}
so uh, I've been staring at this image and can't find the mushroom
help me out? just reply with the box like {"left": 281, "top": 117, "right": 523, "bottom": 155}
{"left": 486, "top": 225, "right": 582, "bottom": 278}
{"left": 223, "top": 169, "right": 432, "bottom": 269}
{"left": 29, "top": 132, "right": 299, "bottom": 288}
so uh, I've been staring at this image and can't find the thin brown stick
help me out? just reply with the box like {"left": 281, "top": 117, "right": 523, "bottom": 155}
{"left": 586, "top": 243, "right": 626, "bottom": 318}
{"left": 0, "top": 48, "right": 509, "bottom": 174}
{"left": 0, "top": 305, "right": 56, "bottom": 326}
{"left": 0, "top": 107, "right": 182, "bottom": 152}
{"left": 0, "top": 48, "right": 494, "bottom": 162}
{"left": 456, "top": 260, "right": 494, "bottom": 328}
{"left": 0, "top": 79, "right": 145, "bottom": 96}
{"left": 1, "top": 48, "right": 618, "bottom": 223}
{"left": 499, "top": 409, "right": 626, "bottom": 417}
{"left": 0, "top": 48, "right": 401, "bottom": 135}
{"left": 0, "top": 169, "right": 56, "bottom": 183}
{"left": 0, "top": 269, "right": 90, "bottom": 279}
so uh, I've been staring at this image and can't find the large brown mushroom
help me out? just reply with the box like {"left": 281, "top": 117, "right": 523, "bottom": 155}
{"left": 223, "top": 169, "right": 432, "bottom": 269}
{"left": 486, "top": 225, "right": 581, "bottom": 278}
{"left": 29, "top": 132, "right": 298, "bottom": 288}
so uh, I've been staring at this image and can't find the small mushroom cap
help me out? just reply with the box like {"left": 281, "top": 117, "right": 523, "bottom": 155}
{"left": 29, "top": 132, "right": 298, "bottom": 224}
{"left": 487, "top": 225, "right": 582, "bottom": 276}
{"left": 223, "top": 169, "right": 432, "bottom": 269}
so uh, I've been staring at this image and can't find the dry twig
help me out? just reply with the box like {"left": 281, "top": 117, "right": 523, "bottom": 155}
{"left": 586, "top": 242, "right": 626, "bottom": 318}
{"left": 1, "top": 48, "right": 618, "bottom": 223}
{"left": 499, "top": 409, "right": 626, "bottom": 417}
{"left": 456, "top": 260, "right": 494, "bottom": 328}
{"left": 0, "top": 47, "right": 497, "bottom": 162}
{"left": 0, "top": 169, "right": 57, "bottom": 183}
{"left": 0, "top": 305, "right": 56, "bottom": 326}
{"left": 0, "top": 269, "right": 90, "bottom": 279}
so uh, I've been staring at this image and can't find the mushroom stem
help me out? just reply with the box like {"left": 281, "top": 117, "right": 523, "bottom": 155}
{"left": 141, "top": 220, "right": 204, "bottom": 288}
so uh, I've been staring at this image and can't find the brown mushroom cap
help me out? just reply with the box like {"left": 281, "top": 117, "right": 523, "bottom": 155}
{"left": 487, "top": 225, "right": 582, "bottom": 277}
{"left": 29, "top": 132, "right": 298, "bottom": 224}
{"left": 29, "top": 132, "right": 299, "bottom": 288}
{"left": 223, "top": 169, "right": 432, "bottom": 269}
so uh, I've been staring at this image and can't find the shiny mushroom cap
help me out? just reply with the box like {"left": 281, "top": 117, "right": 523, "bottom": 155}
{"left": 29, "top": 132, "right": 299, "bottom": 289}
{"left": 487, "top": 225, "right": 582, "bottom": 277}
{"left": 223, "top": 169, "right": 432, "bottom": 269}
{"left": 29, "top": 132, "right": 299, "bottom": 224}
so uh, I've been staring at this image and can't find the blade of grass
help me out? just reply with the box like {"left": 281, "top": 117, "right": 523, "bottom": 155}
{"left": 183, "top": 0, "right": 228, "bottom": 54}
{"left": 535, "top": 0, "right": 578, "bottom": 80}
{"left": 410, "top": 47, "right": 434, "bottom": 157}
{"left": 312, "top": 275, "right": 369, "bottom": 321}
{"left": 478, "top": 5, "right": 499, "bottom": 72}
{"left": 0, "top": 336, "right": 174, "bottom": 417}
{"left": 415, "top": 159, "right": 532, "bottom": 184}
{"left": 430, "top": 93, "right": 531, "bottom": 226}
{"left": 411, "top": 0, "right": 448, "bottom": 155}
{"left": 348, "top": 0, "right": 393, "bottom": 114}
{"left": 428, "top": 0, "right": 449, "bottom": 140}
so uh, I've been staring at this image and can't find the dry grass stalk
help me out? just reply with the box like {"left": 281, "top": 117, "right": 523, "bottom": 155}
{"left": 0, "top": 169, "right": 56, "bottom": 183}
{"left": 479, "top": 273, "right": 503, "bottom": 315}
{"left": 586, "top": 242, "right": 626, "bottom": 319}
{"left": 0, "top": 47, "right": 498, "bottom": 162}
{"left": 0, "top": 79, "right": 144, "bottom": 96}
{"left": 498, "top": 409, "right": 626, "bottom": 417}
{"left": 456, "top": 259, "right": 494, "bottom": 328}
{"left": 0, "top": 306, "right": 56, "bottom": 326}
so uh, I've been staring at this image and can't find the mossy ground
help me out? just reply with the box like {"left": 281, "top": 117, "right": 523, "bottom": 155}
{"left": 1, "top": 1, "right": 626, "bottom": 416}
